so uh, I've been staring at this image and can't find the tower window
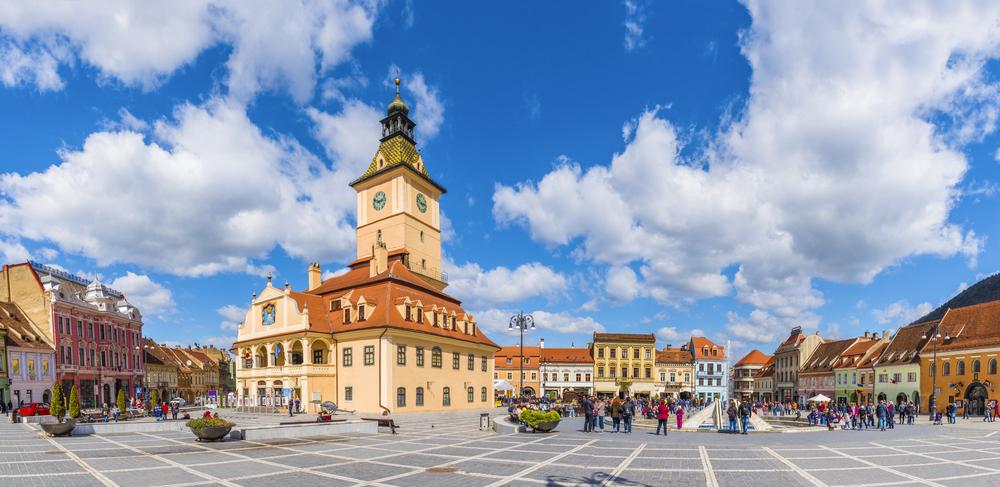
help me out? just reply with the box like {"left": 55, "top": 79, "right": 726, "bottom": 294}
{"left": 420, "top": 231, "right": 424, "bottom": 242}
{"left": 421, "top": 259, "right": 426, "bottom": 269}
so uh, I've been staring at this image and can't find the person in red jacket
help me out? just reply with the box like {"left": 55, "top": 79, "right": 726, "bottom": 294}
{"left": 161, "top": 402, "right": 169, "bottom": 419}
{"left": 656, "top": 400, "right": 670, "bottom": 436}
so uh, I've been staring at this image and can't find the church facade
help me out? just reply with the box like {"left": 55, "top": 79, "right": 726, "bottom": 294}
{"left": 232, "top": 79, "right": 498, "bottom": 414}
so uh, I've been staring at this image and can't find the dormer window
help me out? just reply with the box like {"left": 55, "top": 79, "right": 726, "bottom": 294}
{"left": 343, "top": 308, "right": 352, "bottom": 324}
{"left": 358, "top": 304, "right": 366, "bottom": 321}
{"left": 405, "top": 305, "right": 412, "bottom": 321}
{"left": 416, "top": 308, "right": 423, "bottom": 324}
{"left": 433, "top": 312, "right": 438, "bottom": 327}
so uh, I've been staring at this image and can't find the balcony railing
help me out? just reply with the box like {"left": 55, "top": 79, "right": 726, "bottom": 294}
{"left": 237, "top": 364, "right": 336, "bottom": 379}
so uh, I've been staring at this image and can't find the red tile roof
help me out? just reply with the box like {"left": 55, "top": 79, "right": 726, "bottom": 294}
{"left": 0, "top": 302, "right": 51, "bottom": 350}
{"left": 930, "top": 300, "right": 1000, "bottom": 353}
{"left": 734, "top": 349, "right": 771, "bottom": 367}
{"left": 874, "top": 321, "right": 937, "bottom": 366}
{"left": 655, "top": 348, "right": 694, "bottom": 364}
{"left": 685, "top": 337, "right": 725, "bottom": 360}
{"left": 801, "top": 338, "right": 857, "bottom": 373}
{"left": 593, "top": 333, "right": 656, "bottom": 343}
{"left": 540, "top": 348, "right": 592, "bottom": 364}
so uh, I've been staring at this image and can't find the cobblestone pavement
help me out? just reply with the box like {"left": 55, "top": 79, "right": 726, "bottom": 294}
{"left": 6, "top": 413, "right": 1000, "bottom": 486}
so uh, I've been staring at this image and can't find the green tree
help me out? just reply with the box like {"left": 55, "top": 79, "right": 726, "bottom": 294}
{"left": 49, "top": 382, "right": 65, "bottom": 419}
{"left": 68, "top": 385, "right": 80, "bottom": 418}
{"left": 150, "top": 390, "right": 158, "bottom": 409}
{"left": 116, "top": 389, "right": 126, "bottom": 418}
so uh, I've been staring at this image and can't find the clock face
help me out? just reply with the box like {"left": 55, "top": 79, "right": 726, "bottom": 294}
{"left": 416, "top": 193, "right": 427, "bottom": 213}
{"left": 372, "top": 191, "right": 387, "bottom": 211}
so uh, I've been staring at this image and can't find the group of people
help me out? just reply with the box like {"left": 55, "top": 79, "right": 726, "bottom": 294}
{"left": 577, "top": 396, "right": 697, "bottom": 435}
{"left": 939, "top": 399, "right": 1000, "bottom": 424}
{"left": 805, "top": 400, "right": 915, "bottom": 431}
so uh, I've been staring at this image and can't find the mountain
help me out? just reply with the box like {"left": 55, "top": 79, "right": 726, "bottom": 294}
{"left": 912, "top": 273, "right": 1000, "bottom": 324}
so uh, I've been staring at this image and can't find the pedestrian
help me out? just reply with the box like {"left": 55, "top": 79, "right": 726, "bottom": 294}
{"left": 898, "top": 402, "right": 905, "bottom": 425}
{"left": 595, "top": 397, "right": 606, "bottom": 432}
{"left": 102, "top": 403, "right": 110, "bottom": 423}
{"left": 582, "top": 396, "right": 594, "bottom": 433}
{"left": 992, "top": 400, "right": 999, "bottom": 422}
{"left": 877, "top": 400, "right": 888, "bottom": 431}
{"left": 739, "top": 401, "right": 751, "bottom": 435}
{"left": 656, "top": 400, "right": 670, "bottom": 435}
{"left": 947, "top": 403, "right": 956, "bottom": 424}
{"left": 623, "top": 396, "right": 634, "bottom": 433}
{"left": 727, "top": 401, "right": 738, "bottom": 433}
{"left": 111, "top": 404, "right": 120, "bottom": 423}
{"left": 171, "top": 402, "right": 179, "bottom": 420}
{"left": 610, "top": 398, "right": 622, "bottom": 433}
{"left": 289, "top": 400, "right": 294, "bottom": 417}
{"left": 676, "top": 404, "right": 684, "bottom": 430}
{"left": 161, "top": 402, "right": 168, "bottom": 419}
{"left": 887, "top": 402, "right": 895, "bottom": 429}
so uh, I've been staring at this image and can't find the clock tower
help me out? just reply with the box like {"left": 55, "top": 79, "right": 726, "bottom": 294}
{"left": 350, "top": 77, "right": 447, "bottom": 290}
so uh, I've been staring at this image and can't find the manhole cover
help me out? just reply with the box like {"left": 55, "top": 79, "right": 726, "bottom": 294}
{"left": 426, "top": 467, "right": 459, "bottom": 474}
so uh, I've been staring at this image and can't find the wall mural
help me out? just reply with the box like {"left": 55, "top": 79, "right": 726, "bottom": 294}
{"left": 262, "top": 303, "right": 276, "bottom": 326}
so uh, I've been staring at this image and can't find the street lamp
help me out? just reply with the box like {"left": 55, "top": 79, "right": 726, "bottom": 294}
{"left": 922, "top": 324, "right": 950, "bottom": 420}
{"left": 509, "top": 312, "right": 535, "bottom": 399}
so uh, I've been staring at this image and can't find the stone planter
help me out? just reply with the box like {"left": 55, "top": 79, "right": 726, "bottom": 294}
{"left": 40, "top": 419, "right": 77, "bottom": 437}
{"left": 530, "top": 419, "right": 560, "bottom": 433}
{"left": 190, "top": 425, "right": 232, "bottom": 442}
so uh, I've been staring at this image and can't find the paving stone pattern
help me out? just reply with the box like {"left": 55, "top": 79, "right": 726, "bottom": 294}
{"left": 4, "top": 413, "right": 1000, "bottom": 486}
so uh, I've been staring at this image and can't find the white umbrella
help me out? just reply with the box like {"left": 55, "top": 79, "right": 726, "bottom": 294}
{"left": 808, "top": 394, "right": 831, "bottom": 402}
{"left": 494, "top": 380, "right": 515, "bottom": 391}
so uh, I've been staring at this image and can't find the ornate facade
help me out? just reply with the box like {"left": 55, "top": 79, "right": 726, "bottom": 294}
{"left": 539, "top": 346, "right": 593, "bottom": 398}
{"left": 655, "top": 345, "right": 695, "bottom": 400}
{"left": 732, "top": 349, "right": 771, "bottom": 401}
{"left": 232, "top": 80, "right": 498, "bottom": 413}
{"left": 590, "top": 333, "right": 657, "bottom": 398}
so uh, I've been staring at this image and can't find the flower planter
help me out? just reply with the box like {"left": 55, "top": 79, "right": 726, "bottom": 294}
{"left": 190, "top": 425, "right": 232, "bottom": 442}
{"left": 40, "top": 419, "right": 76, "bottom": 437}
{"left": 531, "top": 419, "right": 560, "bottom": 433}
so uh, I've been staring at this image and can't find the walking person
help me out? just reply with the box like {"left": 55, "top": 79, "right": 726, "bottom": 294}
{"left": 610, "top": 398, "right": 622, "bottom": 432}
{"left": 171, "top": 402, "right": 179, "bottom": 420}
{"left": 898, "top": 402, "right": 905, "bottom": 425}
{"left": 582, "top": 396, "right": 594, "bottom": 432}
{"left": 739, "top": 401, "right": 751, "bottom": 435}
{"left": 887, "top": 402, "right": 895, "bottom": 429}
{"left": 877, "top": 400, "right": 888, "bottom": 431}
{"left": 623, "top": 397, "right": 634, "bottom": 434}
{"left": 102, "top": 403, "right": 110, "bottom": 423}
{"left": 655, "top": 400, "right": 670, "bottom": 436}
{"left": 727, "top": 401, "right": 738, "bottom": 433}
{"left": 676, "top": 404, "right": 685, "bottom": 430}
{"left": 161, "top": 402, "right": 168, "bottom": 420}
{"left": 111, "top": 404, "right": 120, "bottom": 423}
{"left": 595, "top": 398, "right": 606, "bottom": 432}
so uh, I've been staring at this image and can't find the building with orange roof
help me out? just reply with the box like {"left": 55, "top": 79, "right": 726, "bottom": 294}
{"left": 752, "top": 356, "right": 775, "bottom": 402}
{"left": 654, "top": 344, "right": 695, "bottom": 400}
{"left": 141, "top": 339, "right": 178, "bottom": 403}
{"left": 863, "top": 326, "right": 926, "bottom": 407}
{"left": 232, "top": 83, "right": 498, "bottom": 413}
{"left": 833, "top": 331, "right": 889, "bottom": 405}
{"left": 732, "top": 349, "right": 772, "bottom": 401}
{"left": 590, "top": 333, "right": 657, "bottom": 398}
{"left": 919, "top": 300, "right": 1000, "bottom": 415}
{"left": 1, "top": 301, "right": 56, "bottom": 406}
{"left": 495, "top": 345, "right": 541, "bottom": 397}
{"left": 798, "top": 337, "right": 865, "bottom": 404}
{"left": 773, "top": 326, "right": 824, "bottom": 403}
{"left": 539, "top": 343, "right": 593, "bottom": 398}
{"left": 683, "top": 337, "right": 727, "bottom": 403}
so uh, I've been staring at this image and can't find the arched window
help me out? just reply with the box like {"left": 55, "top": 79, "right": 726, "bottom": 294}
{"left": 396, "top": 387, "right": 406, "bottom": 407}
{"left": 467, "top": 386, "right": 474, "bottom": 403}
{"left": 415, "top": 387, "right": 424, "bottom": 406}
{"left": 942, "top": 362, "right": 950, "bottom": 376}
{"left": 431, "top": 347, "right": 442, "bottom": 368}
{"left": 990, "top": 359, "right": 998, "bottom": 375}
{"left": 957, "top": 361, "right": 965, "bottom": 376}
{"left": 481, "top": 386, "right": 487, "bottom": 402}
{"left": 973, "top": 360, "right": 982, "bottom": 374}
{"left": 442, "top": 387, "right": 451, "bottom": 406}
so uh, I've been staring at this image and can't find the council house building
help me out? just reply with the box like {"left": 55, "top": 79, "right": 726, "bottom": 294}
{"left": 232, "top": 79, "right": 499, "bottom": 413}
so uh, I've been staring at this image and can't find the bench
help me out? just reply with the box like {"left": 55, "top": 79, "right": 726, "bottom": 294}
{"left": 361, "top": 417, "right": 400, "bottom": 434}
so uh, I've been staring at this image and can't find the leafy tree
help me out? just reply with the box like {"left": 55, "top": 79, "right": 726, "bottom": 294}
{"left": 49, "top": 382, "right": 65, "bottom": 418}
{"left": 68, "top": 385, "right": 80, "bottom": 418}
{"left": 150, "top": 390, "right": 158, "bottom": 409}
{"left": 116, "top": 389, "right": 126, "bottom": 418}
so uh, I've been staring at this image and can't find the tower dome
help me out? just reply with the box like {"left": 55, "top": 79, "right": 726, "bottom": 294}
{"left": 387, "top": 77, "right": 409, "bottom": 116}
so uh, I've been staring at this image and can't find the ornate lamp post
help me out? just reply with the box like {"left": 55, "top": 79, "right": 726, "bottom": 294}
{"left": 509, "top": 312, "right": 535, "bottom": 398}
{"left": 922, "top": 323, "right": 949, "bottom": 420}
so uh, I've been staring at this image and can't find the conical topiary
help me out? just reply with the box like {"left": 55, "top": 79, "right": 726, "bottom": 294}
{"left": 68, "top": 385, "right": 80, "bottom": 418}
{"left": 151, "top": 390, "right": 158, "bottom": 409}
{"left": 49, "top": 382, "right": 65, "bottom": 419}
{"left": 116, "top": 389, "right": 126, "bottom": 418}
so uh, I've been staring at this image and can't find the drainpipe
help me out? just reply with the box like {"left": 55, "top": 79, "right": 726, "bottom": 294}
{"left": 378, "top": 327, "right": 390, "bottom": 415}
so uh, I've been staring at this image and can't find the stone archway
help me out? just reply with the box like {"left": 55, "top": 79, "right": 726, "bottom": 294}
{"left": 966, "top": 382, "right": 988, "bottom": 416}
{"left": 895, "top": 392, "right": 907, "bottom": 405}
{"left": 877, "top": 393, "right": 886, "bottom": 402}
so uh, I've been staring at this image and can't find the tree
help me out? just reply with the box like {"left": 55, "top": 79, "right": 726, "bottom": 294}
{"left": 50, "top": 382, "right": 65, "bottom": 419}
{"left": 150, "top": 390, "right": 158, "bottom": 409}
{"left": 116, "top": 389, "right": 126, "bottom": 418}
{"left": 68, "top": 385, "right": 80, "bottom": 418}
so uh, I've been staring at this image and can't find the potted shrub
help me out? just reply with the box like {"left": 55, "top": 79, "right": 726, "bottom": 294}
{"left": 186, "top": 416, "right": 235, "bottom": 442}
{"left": 519, "top": 410, "right": 561, "bottom": 433}
{"left": 116, "top": 389, "right": 126, "bottom": 421}
{"left": 68, "top": 385, "right": 80, "bottom": 419}
{"left": 40, "top": 382, "right": 76, "bottom": 437}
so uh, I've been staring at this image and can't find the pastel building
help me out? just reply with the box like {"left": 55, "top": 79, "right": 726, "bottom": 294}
{"left": 495, "top": 346, "right": 541, "bottom": 397}
{"left": 773, "top": 326, "right": 823, "bottom": 403}
{"left": 685, "top": 337, "right": 727, "bottom": 404}
{"left": 920, "top": 301, "right": 1000, "bottom": 415}
{"left": 798, "top": 338, "right": 858, "bottom": 404}
{"left": 732, "top": 349, "right": 772, "bottom": 401}
{"left": 869, "top": 323, "right": 932, "bottom": 407}
{"left": 232, "top": 80, "right": 498, "bottom": 413}
{"left": 655, "top": 344, "right": 695, "bottom": 400}
{"left": 0, "top": 302, "right": 56, "bottom": 405}
{"left": 591, "top": 333, "right": 658, "bottom": 399}
{"left": 833, "top": 332, "right": 887, "bottom": 405}
{"left": 540, "top": 345, "right": 593, "bottom": 398}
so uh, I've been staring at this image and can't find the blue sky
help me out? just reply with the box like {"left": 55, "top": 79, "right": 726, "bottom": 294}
{"left": 1, "top": 1, "right": 998, "bottom": 358}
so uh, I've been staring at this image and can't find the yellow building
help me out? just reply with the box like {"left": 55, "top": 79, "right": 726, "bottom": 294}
{"left": 232, "top": 79, "right": 499, "bottom": 413}
{"left": 920, "top": 301, "right": 1000, "bottom": 415}
{"left": 590, "top": 333, "right": 657, "bottom": 399}
{"left": 654, "top": 345, "right": 695, "bottom": 400}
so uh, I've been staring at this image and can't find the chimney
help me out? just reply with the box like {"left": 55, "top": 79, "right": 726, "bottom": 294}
{"left": 307, "top": 262, "right": 321, "bottom": 290}
{"left": 665, "top": 344, "right": 672, "bottom": 351}
{"left": 539, "top": 338, "right": 545, "bottom": 348}
{"left": 883, "top": 329, "right": 891, "bottom": 341}
{"left": 864, "top": 330, "right": 870, "bottom": 339}
{"left": 369, "top": 236, "right": 388, "bottom": 278}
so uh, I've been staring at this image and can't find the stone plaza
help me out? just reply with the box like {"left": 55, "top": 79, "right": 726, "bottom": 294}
{"left": 6, "top": 410, "right": 1000, "bottom": 486}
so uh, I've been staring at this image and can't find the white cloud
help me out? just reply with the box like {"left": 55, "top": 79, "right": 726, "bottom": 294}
{"left": 0, "top": 236, "right": 29, "bottom": 263}
{"left": 0, "top": 0, "right": 378, "bottom": 101}
{"left": 724, "top": 310, "right": 785, "bottom": 344}
{"left": 444, "top": 260, "right": 568, "bottom": 309}
{"left": 198, "top": 335, "right": 236, "bottom": 349}
{"left": 605, "top": 265, "right": 642, "bottom": 304}
{"left": 623, "top": 0, "right": 649, "bottom": 52}
{"left": 495, "top": 2, "right": 999, "bottom": 342}
{"left": 0, "top": 98, "right": 359, "bottom": 276}
{"left": 655, "top": 326, "right": 704, "bottom": 345}
{"left": 217, "top": 304, "right": 246, "bottom": 331}
{"left": 474, "top": 308, "right": 605, "bottom": 337}
{"left": 321, "top": 267, "right": 351, "bottom": 280}
{"left": 872, "top": 300, "right": 934, "bottom": 326}
{"left": 306, "top": 100, "right": 382, "bottom": 175}
{"left": 109, "top": 272, "right": 175, "bottom": 317}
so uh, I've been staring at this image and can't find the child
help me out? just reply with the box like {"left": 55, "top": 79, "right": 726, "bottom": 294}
{"left": 933, "top": 410, "right": 943, "bottom": 425}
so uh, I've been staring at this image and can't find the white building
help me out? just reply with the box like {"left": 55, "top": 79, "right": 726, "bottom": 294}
{"left": 684, "top": 337, "right": 728, "bottom": 404}
{"left": 539, "top": 344, "right": 593, "bottom": 398}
